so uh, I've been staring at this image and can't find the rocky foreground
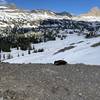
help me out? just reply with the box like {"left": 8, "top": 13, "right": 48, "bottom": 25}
{"left": 0, "top": 63, "right": 100, "bottom": 100}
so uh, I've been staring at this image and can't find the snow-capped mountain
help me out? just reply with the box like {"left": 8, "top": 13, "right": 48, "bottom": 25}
{"left": 0, "top": 4, "right": 71, "bottom": 28}
{"left": 73, "top": 7, "right": 100, "bottom": 21}
{"left": 0, "top": 4, "right": 100, "bottom": 29}
{"left": 81, "top": 7, "right": 100, "bottom": 17}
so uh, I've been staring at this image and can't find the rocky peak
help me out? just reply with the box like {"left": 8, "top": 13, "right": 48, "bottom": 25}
{"left": 80, "top": 7, "right": 100, "bottom": 16}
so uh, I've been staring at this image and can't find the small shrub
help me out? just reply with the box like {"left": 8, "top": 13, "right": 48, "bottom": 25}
{"left": 61, "top": 37, "right": 63, "bottom": 40}
{"left": 3, "top": 54, "right": 5, "bottom": 60}
{"left": 33, "top": 50, "right": 38, "bottom": 53}
{"left": 18, "top": 53, "right": 20, "bottom": 57}
{"left": 32, "top": 45, "right": 35, "bottom": 50}
{"left": 38, "top": 48, "right": 44, "bottom": 52}
{"left": 85, "top": 34, "right": 91, "bottom": 38}
{"left": 57, "top": 35, "right": 61, "bottom": 38}
{"left": 7, "top": 54, "right": 13, "bottom": 59}
{"left": 28, "top": 49, "right": 31, "bottom": 54}
{"left": 17, "top": 46, "right": 19, "bottom": 50}
{"left": 22, "top": 53, "right": 24, "bottom": 56}
{"left": 62, "top": 35, "right": 67, "bottom": 39}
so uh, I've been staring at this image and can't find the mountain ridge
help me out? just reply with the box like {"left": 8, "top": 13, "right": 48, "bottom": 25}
{"left": 0, "top": 5, "right": 100, "bottom": 29}
{"left": 80, "top": 7, "right": 100, "bottom": 17}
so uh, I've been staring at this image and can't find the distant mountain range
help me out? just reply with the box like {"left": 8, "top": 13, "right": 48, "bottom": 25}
{"left": 0, "top": 4, "right": 100, "bottom": 29}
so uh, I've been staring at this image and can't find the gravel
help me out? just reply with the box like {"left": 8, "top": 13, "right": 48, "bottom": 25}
{"left": 0, "top": 63, "right": 100, "bottom": 100}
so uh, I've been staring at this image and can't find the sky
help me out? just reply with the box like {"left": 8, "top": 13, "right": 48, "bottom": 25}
{"left": 0, "top": 0, "right": 100, "bottom": 14}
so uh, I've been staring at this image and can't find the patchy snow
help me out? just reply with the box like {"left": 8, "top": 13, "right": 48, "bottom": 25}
{"left": 0, "top": 6, "right": 7, "bottom": 9}
{"left": 3, "top": 33, "right": 100, "bottom": 65}
{"left": 73, "top": 16, "right": 100, "bottom": 22}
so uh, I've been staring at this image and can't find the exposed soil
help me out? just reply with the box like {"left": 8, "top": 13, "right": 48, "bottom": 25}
{"left": 0, "top": 63, "right": 100, "bottom": 100}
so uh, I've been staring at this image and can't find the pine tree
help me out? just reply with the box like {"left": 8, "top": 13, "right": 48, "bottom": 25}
{"left": 3, "top": 54, "right": 5, "bottom": 60}
{"left": 22, "top": 53, "right": 24, "bottom": 56}
{"left": 28, "top": 49, "right": 31, "bottom": 54}
{"left": 0, "top": 53, "right": 1, "bottom": 62}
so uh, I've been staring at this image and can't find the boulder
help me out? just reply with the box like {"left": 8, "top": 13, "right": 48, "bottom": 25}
{"left": 54, "top": 60, "right": 67, "bottom": 65}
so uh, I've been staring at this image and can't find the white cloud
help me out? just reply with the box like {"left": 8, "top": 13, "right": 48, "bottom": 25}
{"left": 0, "top": 0, "right": 7, "bottom": 4}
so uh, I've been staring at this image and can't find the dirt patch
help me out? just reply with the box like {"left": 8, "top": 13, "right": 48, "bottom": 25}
{"left": 0, "top": 63, "right": 100, "bottom": 100}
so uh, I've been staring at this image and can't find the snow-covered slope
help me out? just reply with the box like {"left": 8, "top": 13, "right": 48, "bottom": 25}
{"left": 73, "top": 16, "right": 100, "bottom": 22}
{"left": 0, "top": 5, "right": 100, "bottom": 65}
{"left": 3, "top": 33, "right": 100, "bottom": 65}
